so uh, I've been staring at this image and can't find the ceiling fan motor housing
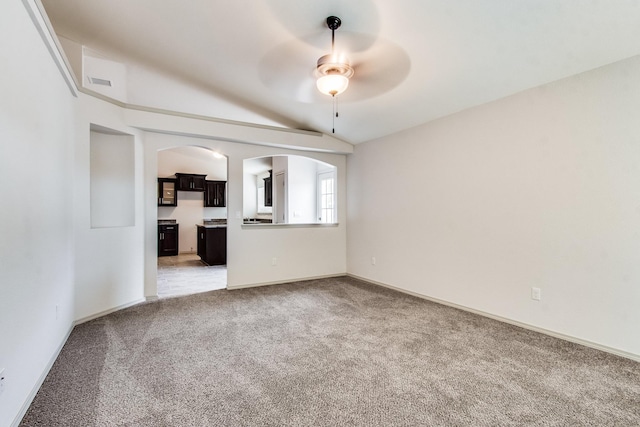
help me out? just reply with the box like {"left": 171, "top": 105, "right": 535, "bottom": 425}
{"left": 316, "top": 54, "right": 354, "bottom": 78}
{"left": 326, "top": 16, "right": 341, "bottom": 30}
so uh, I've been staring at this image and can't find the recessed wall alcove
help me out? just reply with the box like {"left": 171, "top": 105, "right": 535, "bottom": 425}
{"left": 90, "top": 124, "right": 135, "bottom": 228}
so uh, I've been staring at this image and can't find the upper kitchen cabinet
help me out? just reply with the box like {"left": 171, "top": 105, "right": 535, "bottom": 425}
{"left": 158, "top": 178, "right": 177, "bottom": 206}
{"left": 205, "top": 180, "right": 226, "bottom": 207}
{"left": 264, "top": 170, "right": 273, "bottom": 207}
{"left": 175, "top": 173, "right": 206, "bottom": 191}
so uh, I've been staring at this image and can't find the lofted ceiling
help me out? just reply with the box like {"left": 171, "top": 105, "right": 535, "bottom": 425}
{"left": 41, "top": 0, "right": 640, "bottom": 145}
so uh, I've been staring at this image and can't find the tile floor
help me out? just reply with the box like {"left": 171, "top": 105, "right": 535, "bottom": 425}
{"left": 157, "top": 253, "right": 227, "bottom": 298}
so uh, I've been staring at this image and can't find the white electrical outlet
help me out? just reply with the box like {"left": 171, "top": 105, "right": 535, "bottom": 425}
{"left": 56, "top": 304, "right": 59, "bottom": 320}
{"left": 235, "top": 211, "right": 242, "bottom": 219}
{"left": 0, "top": 368, "right": 5, "bottom": 395}
{"left": 371, "top": 257, "right": 376, "bottom": 265}
{"left": 531, "top": 287, "right": 542, "bottom": 301}
{"left": 272, "top": 257, "right": 277, "bottom": 266}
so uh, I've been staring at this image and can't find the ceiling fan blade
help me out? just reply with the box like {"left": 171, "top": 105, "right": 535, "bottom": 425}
{"left": 259, "top": 28, "right": 409, "bottom": 104}
{"left": 257, "top": 30, "right": 380, "bottom": 103}
{"left": 334, "top": 31, "right": 378, "bottom": 54}
{"left": 345, "top": 39, "right": 411, "bottom": 101}
{"left": 258, "top": 38, "right": 324, "bottom": 103}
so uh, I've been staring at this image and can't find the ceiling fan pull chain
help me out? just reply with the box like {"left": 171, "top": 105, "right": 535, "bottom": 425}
{"left": 332, "top": 95, "right": 336, "bottom": 133}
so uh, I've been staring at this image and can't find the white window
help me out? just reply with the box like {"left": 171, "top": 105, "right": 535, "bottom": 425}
{"left": 318, "top": 170, "right": 336, "bottom": 223}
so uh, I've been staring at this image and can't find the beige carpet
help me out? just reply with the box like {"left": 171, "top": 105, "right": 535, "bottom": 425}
{"left": 21, "top": 277, "right": 640, "bottom": 426}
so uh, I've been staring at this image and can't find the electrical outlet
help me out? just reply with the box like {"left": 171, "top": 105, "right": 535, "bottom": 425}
{"left": 56, "top": 304, "right": 59, "bottom": 320}
{"left": 531, "top": 287, "right": 541, "bottom": 301}
{"left": 272, "top": 257, "right": 277, "bottom": 266}
{"left": 371, "top": 257, "right": 376, "bottom": 265}
{"left": 0, "top": 368, "right": 5, "bottom": 395}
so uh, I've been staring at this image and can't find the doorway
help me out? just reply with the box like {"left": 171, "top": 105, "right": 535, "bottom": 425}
{"left": 156, "top": 146, "right": 228, "bottom": 298}
{"left": 157, "top": 253, "right": 226, "bottom": 298}
{"left": 274, "top": 171, "right": 287, "bottom": 224}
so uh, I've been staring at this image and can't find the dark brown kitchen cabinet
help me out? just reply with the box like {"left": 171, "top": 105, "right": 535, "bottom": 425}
{"left": 158, "top": 224, "right": 179, "bottom": 256}
{"left": 175, "top": 173, "right": 206, "bottom": 191}
{"left": 197, "top": 225, "right": 226, "bottom": 265}
{"left": 264, "top": 170, "right": 273, "bottom": 207}
{"left": 205, "top": 180, "right": 226, "bottom": 207}
{"left": 157, "top": 178, "right": 177, "bottom": 206}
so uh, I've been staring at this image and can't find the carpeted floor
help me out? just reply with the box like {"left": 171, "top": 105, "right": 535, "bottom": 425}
{"left": 21, "top": 276, "right": 640, "bottom": 426}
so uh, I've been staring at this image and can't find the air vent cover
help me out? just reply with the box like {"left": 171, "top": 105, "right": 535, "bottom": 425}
{"left": 87, "top": 76, "right": 112, "bottom": 86}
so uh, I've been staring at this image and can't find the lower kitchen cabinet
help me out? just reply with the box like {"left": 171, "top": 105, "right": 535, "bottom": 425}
{"left": 158, "top": 224, "right": 179, "bottom": 256}
{"left": 197, "top": 225, "right": 227, "bottom": 265}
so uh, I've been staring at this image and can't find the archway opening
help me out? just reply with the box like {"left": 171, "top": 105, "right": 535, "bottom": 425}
{"left": 156, "top": 145, "right": 228, "bottom": 298}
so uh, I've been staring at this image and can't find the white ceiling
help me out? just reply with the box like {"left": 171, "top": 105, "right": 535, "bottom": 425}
{"left": 41, "top": 0, "right": 640, "bottom": 145}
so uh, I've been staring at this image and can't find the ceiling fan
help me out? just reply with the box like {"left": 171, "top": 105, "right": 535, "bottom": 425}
{"left": 314, "top": 16, "right": 355, "bottom": 132}
{"left": 258, "top": 13, "right": 410, "bottom": 131}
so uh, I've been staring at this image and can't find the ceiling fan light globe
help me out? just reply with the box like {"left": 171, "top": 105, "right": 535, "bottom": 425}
{"left": 317, "top": 74, "right": 349, "bottom": 96}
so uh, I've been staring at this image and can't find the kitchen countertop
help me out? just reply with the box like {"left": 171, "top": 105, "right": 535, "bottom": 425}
{"left": 197, "top": 223, "right": 227, "bottom": 228}
{"left": 243, "top": 219, "right": 273, "bottom": 224}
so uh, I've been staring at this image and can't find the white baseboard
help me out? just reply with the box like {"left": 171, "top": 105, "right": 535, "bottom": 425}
{"left": 73, "top": 298, "right": 147, "bottom": 326}
{"left": 11, "top": 325, "right": 74, "bottom": 427}
{"left": 348, "top": 274, "right": 640, "bottom": 363}
{"left": 227, "top": 273, "right": 346, "bottom": 290}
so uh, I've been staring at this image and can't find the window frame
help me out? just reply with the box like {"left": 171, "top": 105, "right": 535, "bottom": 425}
{"left": 317, "top": 170, "right": 337, "bottom": 223}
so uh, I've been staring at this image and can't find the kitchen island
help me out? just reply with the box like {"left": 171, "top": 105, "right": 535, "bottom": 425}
{"left": 196, "top": 222, "right": 226, "bottom": 265}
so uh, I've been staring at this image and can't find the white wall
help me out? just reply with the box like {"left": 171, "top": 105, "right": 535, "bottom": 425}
{"left": 272, "top": 156, "right": 288, "bottom": 224}
{"left": 0, "top": 2, "right": 76, "bottom": 425}
{"left": 158, "top": 192, "right": 208, "bottom": 254}
{"left": 157, "top": 146, "right": 227, "bottom": 253}
{"left": 256, "top": 171, "right": 273, "bottom": 218}
{"left": 287, "top": 156, "right": 319, "bottom": 224}
{"left": 243, "top": 173, "right": 259, "bottom": 218}
{"left": 56, "top": 38, "right": 291, "bottom": 129}
{"left": 242, "top": 170, "right": 273, "bottom": 219}
{"left": 83, "top": 50, "right": 128, "bottom": 102}
{"left": 126, "top": 61, "right": 292, "bottom": 128}
{"left": 157, "top": 146, "right": 227, "bottom": 180}
{"left": 144, "top": 131, "right": 347, "bottom": 296}
{"left": 347, "top": 55, "right": 640, "bottom": 359}
{"left": 5, "top": 4, "right": 348, "bottom": 424}
{"left": 90, "top": 131, "right": 135, "bottom": 228}
{"left": 58, "top": 36, "right": 82, "bottom": 85}
{"left": 73, "top": 94, "right": 146, "bottom": 322}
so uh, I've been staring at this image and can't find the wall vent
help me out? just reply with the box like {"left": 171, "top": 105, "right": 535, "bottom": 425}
{"left": 87, "top": 76, "right": 112, "bottom": 86}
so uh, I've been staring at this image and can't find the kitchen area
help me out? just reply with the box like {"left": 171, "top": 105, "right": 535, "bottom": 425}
{"left": 157, "top": 146, "right": 228, "bottom": 297}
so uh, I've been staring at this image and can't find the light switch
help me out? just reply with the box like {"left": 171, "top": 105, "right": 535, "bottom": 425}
{"left": 531, "top": 287, "right": 541, "bottom": 301}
